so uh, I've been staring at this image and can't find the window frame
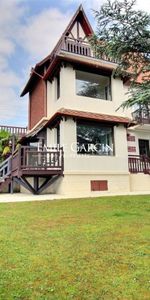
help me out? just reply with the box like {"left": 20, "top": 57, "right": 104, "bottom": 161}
{"left": 56, "top": 72, "right": 60, "bottom": 100}
{"left": 76, "top": 120, "right": 115, "bottom": 156}
{"left": 75, "top": 69, "right": 112, "bottom": 101}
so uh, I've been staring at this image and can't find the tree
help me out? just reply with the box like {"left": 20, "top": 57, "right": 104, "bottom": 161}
{"left": 91, "top": 0, "right": 150, "bottom": 109}
{"left": 0, "top": 130, "right": 11, "bottom": 162}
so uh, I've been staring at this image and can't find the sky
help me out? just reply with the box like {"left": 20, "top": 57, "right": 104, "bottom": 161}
{"left": 0, "top": 0, "right": 150, "bottom": 127}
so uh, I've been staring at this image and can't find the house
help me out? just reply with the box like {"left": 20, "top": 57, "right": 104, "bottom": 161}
{"left": 0, "top": 5, "right": 150, "bottom": 196}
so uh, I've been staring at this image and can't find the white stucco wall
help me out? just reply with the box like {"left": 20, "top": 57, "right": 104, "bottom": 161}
{"left": 43, "top": 173, "right": 130, "bottom": 197}
{"left": 43, "top": 61, "right": 150, "bottom": 197}
{"left": 46, "top": 117, "right": 129, "bottom": 174}
{"left": 47, "top": 65, "right": 133, "bottom": 119}
{"left": 127, "top": 128, "right": 150, "bottom": 155}
{"left": 130, "top": 174, "right": 150, "bottom": 192}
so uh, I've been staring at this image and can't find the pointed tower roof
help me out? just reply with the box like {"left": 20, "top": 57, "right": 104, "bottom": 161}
{"left": 61, "top": 4, "right": 93, "bottom": 37}
{"left": 21, "top": 5, "right": 94, "bottom": 96}
{"left": 37, "top": 4, "right": 93, "bottom": 67}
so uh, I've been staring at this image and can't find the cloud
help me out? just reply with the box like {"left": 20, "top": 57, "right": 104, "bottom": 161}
{"left": 0, "top": 0, "right": 27, "bottom": 125}
{"left": 64, "top": 0, "right": 101, "bottom": 9}
{"left": 0, "top": 0, "right": 25, "bottom": 59}
{"left": 64, "top": 0, "right": 104, "bottom": 10}
{"left": 136, "top": 0, "right": 150, "bottom": 12}
{"left": 18, "top": 8, "right": 71, "bottom": 62}
{"left": 0, "top": 87, "right": 26, "bottom": 121}
{"left": 0, "top": 67, "right": 27, "bottom": 125}
{"left": 66, "top": 0, "right": 150, "bottom": 12}
{"left": 0, "top": 66, "right": 27, "bottom": 125}
{"left": 0, "top": 2, "right": 72, "bottom": 126}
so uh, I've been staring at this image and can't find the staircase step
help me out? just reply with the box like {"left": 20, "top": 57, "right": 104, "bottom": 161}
{"left": 0, "top": 177, "right": 11, "bottom": 192}
{"left": 0, "top": 178, "right": 5, "bottom": 183}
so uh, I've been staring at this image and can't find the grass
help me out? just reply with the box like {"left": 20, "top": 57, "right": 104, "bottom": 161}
{"left": 0, "top": 195, "right": 150, "bottom": 300}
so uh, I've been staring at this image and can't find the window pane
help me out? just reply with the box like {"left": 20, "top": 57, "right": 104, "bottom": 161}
{"left": 76, "top": 70, "right": 111, "bottom": 100}
{"left": 56, "top": 72, "right": 60, "bottom": 99}
{"left": 77, "top": 122, "right": 114, "bottom": 155}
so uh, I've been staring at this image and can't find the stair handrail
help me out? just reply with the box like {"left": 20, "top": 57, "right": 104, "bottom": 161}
{"left": 11, "top": 146, "right": 22, "bottom": 176}
{"left": 0, "top": 155, "right": 12, "bottom": 179}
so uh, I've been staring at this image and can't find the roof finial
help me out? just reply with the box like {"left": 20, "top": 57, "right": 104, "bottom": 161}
{"left": 79, "top": 4, "right": 83, "bottom": 11}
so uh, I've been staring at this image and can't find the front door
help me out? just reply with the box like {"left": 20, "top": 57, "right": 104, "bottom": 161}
{"left": 139, "top": 139, "right": 150, "bottom": 156}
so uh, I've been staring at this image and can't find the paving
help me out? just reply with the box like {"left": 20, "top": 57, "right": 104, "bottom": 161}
{"left": 0, "top": 191, "right": 150, "bottom": 203}
{"left": 0, "top": 193, "right": 67, "bottom": 203}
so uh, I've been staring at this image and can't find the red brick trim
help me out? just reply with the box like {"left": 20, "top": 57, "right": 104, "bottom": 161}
{"left": 127, "top": 134, "right": 135, "bottom": 142}
{"left": 128, "top": 146, "right": 136, "bottom": 153}
{"left": 91, "top": 180, "right": 108, "bottom": 191}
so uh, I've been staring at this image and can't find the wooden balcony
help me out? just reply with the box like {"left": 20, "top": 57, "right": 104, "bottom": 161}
{"left": 0, "top": 125, "right": 27, "bottom": 137}
{"left": 128, "top": 155, "right": 150, "bottom": 174}
{"left": 12, "top": 146, "right": 64, "bottom": 177}
{"left": 132, "top": 108, "right": 150, "bottom": 124}
{"left": 59, "top": 36, "right": 119, "bottom": 65}
{"left": 60, "top": 36, "right": 114, "bottom": 61}
{"left": 61, "top": 37, "right": 92, "bottom": 57}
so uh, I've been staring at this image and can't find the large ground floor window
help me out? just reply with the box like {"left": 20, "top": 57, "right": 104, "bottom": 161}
{"left": 77, "top": 121, "right": 114, "bottom": 155}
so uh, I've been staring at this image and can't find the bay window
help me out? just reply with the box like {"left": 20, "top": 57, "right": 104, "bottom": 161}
{"left": 77, "top": 121, "right": 114, "bottom": 155}
{"left": 76, "top": 70, "right": 111, "bottom": 100}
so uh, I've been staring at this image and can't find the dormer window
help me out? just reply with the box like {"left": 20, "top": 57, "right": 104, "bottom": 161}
{"left": 76, "top": 70, "right": 111, "bottom": 101}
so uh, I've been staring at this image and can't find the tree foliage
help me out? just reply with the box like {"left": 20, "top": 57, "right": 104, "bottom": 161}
{"left": 0, "top": 130, "right": 10, "bottom": 152}
{"left": 91, "top": 0, "right": 150, "bottom": 109}
{"left": 0, "top": 130, "right": 11, "bottom": 162}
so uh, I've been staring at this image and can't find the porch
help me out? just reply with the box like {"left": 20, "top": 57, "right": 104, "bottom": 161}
{"left": 132, "top": 108, "right": 150, "bottom": 125}
{"left": 0, "top": 146, "right": 64, "bottom": 194}
{"left": 128, "top": 155, "right": 150, "bottom": 174}
{"left": 11, "top": 146, "right": 64, "bottom": 177}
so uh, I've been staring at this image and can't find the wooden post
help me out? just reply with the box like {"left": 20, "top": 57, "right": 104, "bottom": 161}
{"left": 61, "top": 147, "right": 64, "bottom": 175}
{"left": 18, "top": 145, "right": 21, "bottom": 173}
{"left": 34, "top": 177, "right": 39, "bottom": 193}
{"left": 10, "top": 178, "right": 14, "bottom": 194}
{"left": 12, "top": 134, "right": 15, "bottom": 153}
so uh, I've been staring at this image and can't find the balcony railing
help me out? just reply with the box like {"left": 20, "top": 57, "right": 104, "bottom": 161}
{"left": 11, "top": 146, "right": 64, "bottom": 176}
{"left": 0, "top": 125, "right": 27, "bottom": 136}
{"left": 61, "top": 37, "right": 91, "bottom": 57}
{"left": 132, "top": 109, "right": 150, "bottom": 124}
{"left": 128, "top": 155, "right": 150, "bottom": 174}
{"left": 60, "top": 36, "right": 117, "bottom": 62}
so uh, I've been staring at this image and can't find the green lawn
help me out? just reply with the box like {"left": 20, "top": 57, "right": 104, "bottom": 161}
{"left": 0, "top": 196, "right": 150, "bottom": 300}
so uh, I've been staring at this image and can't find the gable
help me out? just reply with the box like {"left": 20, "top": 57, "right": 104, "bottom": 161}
{"left": 20, "top": 5, "right": 93, "bottom": 97}
{"left": 68, "top": 21, "right": 88, "bottom": 41}
{"left": 63, "top": 4, "right": 93, "bottom": 40}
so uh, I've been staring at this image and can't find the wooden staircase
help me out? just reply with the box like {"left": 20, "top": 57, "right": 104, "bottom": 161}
{"left": 0, "top": 156, "right": 12, "bottom": 192}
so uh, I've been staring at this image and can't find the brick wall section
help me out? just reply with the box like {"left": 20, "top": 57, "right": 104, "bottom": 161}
{"left": 128, "top": 146, "right": 136, "bottom": 153}
{"left": 127, "top": 134, "right": 135, "bottom": 142}
{"left": 29, "top": 78, "right": 46, "bottom": 130}
{"left": 91, "top": 180, "right": 108, "bottom": 191}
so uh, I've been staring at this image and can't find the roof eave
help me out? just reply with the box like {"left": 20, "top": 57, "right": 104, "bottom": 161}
{"left": 44, "top": 51, "right": 118, "bottom": 81}
{"left": 44, "top": 109, "right": 132, "bottom": 129}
